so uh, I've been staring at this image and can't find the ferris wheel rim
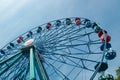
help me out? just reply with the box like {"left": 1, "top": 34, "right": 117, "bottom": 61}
{"left": 0, "top": 17, "right": 114, "bottom": 80}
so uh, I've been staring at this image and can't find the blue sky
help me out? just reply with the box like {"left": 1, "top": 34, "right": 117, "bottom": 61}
{"left": 0, "top": 0, "right": 120, "bottom": 78}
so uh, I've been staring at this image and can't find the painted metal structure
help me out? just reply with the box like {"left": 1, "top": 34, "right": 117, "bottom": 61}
{"left": 0, "top": 17, "right": 116, "bottom": 80}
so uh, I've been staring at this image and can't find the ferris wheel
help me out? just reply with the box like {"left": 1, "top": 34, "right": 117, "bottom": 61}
{"left": 0, "top": 17, "right": 116, "bottom": 80}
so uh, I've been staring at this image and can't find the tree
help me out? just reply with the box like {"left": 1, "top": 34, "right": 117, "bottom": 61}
{"left": 116, "top": 67, "right": 120, "bottom": 80}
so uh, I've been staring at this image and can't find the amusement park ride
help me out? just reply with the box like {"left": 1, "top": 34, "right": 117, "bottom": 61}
{"left": 0, "top": 17, "right": 116, "bottom": 80}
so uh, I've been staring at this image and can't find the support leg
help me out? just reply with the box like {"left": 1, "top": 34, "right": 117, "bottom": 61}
{"left": 30, "top": 48, "right": 36, "bottom": 80}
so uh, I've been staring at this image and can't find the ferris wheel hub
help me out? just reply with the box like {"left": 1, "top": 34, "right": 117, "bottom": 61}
{"left": 24, "top": 39, "right": 34, "bottom": 47}
{"left": 20, "top": 39, "right": 35, "bottom": 53}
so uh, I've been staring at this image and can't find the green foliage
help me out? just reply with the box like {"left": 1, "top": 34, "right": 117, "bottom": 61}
{"left": 116, "top": 67, "right": 120, "bottom": 80}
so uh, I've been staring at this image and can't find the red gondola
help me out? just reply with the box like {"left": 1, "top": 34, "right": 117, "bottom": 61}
{"left": 100, "top": 34, "right": 111, "bottom": 42}
{"left": 98, "top": 30, "right": 107, "bottom": 37}
{"left": 46, "top": 23, "right": 52, "bottom": 29}
{"left": 75, "top": 18, "right": 81, "bottom": 25}
{"left": 17, "top": 36, "right": 23, "bottom": 43}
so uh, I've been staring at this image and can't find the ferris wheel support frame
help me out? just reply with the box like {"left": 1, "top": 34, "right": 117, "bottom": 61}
{"left": 35, "top": 50, "right": 50, "bottom": 80}
{"left": 25, "top": 45, "right": 49, "bottom": 80}
{"left": 0, "top": 46, "right": 49, "bottom": 80}
{"left": 30, "top": 47, "right": 36, "bottom": 80}
{"left": 0, "top": 51, "right": 22, "bottom": 76}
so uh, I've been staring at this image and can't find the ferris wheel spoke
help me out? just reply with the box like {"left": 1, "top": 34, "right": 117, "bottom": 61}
{"left": 86, "top": 33, "right": 92, "bottom": 54}
{"left": 65, "top": 57, "right": 86, "bottom": 69}
{"left": 43, "top": 52, "right": 98, "bottom": 64}
{"left": 40, "top": 25, "right": 64, "bottom": 41}
{"left": 56, "top": 48, "right": 87, "bottom": 55}
{"left": 44, "top": 55, "right": 62, "bottom": 70}
{"left": 45, "top": 55, "right": 94, "bottom": 80}
{"left": 43, "top": 27, "right": 87, "bottom": 44}
{"left": 47, "top": 57, "right": 66, "bottom": 77}
{"left": 40, "top": 22, "right": 64, "bottom": 37}
{"left": 73, "top": 69, "right": 83, "bottom": 80}
{"left": 22, "top": 64, "right": 29, "bottom": 79}
{"left": 11, "top": 66, "right": 26, "bottom": 79}
{"left": 58, "top": 50, "right": 103, "bottom": 55}
{"left": 67, "top": 56, "right": 95, "bottom": 72}
{"left": 41, "top": 23, "right": 77, "bottom": 41}
{"left": 64, "top": 60, "right": 83, "bottom": 76}
{"left": 4, "top": 51, "right": 19, "bottom": 57}
{"left": 42, "top": 31, "right": 95, "bottom": 48}
{"left": 42, "top": 25, "right": 85, "bottom": 41}
{"left": 22, "top": 63, "right": 29, "bottom": 79}
{"left": 39, "top": 46, "right": 103, "bottom": 57}
{"left": 0, "top": 55, "right": 25, "bottom": 79}
{"left": 41, "top": 24, "right": 65, "bottom": 39}
{"left": 40, "top": 41, "right": 101, "bottom": 50}
{"left": 12, "top": 57, "right": 28, "bottom": 79}
{"left": 45, "top": 60, "right": 70, "bottom": 80}
{"left": 8, "top": 56, "right": 26, "bottom": 73}
{"left": 59, "top": 55, "right": 94, "bottom": 72}
{"left": 13, "top": 64, "right": 28, "bottom": 80}
{"left": 37, "top": 30, "right": 93, "bottom": 48}
{"left": 44, "top": 61, "right": 65, "bottom": 79}
{"left": 0, "top": 51, "right": 22, "bottom": 65}
{"left": 44, "top": 56, "right": 81, "bottom": 69}
{"left": 38, "top": 46, "right": 102, "bottom": 58}
{"left": 0, "top": 50, "right": 21, "bottom": 62}
{"left": 43, "top": 38, "right": 101, "bottom": 51}
{"left": 13, "top": 57, "right": 29, "bottom": 79}
{"left": 38, "top": 45, "right": 101, "bottom": 56}
{"left": 38, "top": 48, "right": 92, "bottom": 58}
{"left": 0, "top": 54, "right": 23, "bottom": 77}
{"left": 44, "top": 55, "right": 94, "bottom": 72}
